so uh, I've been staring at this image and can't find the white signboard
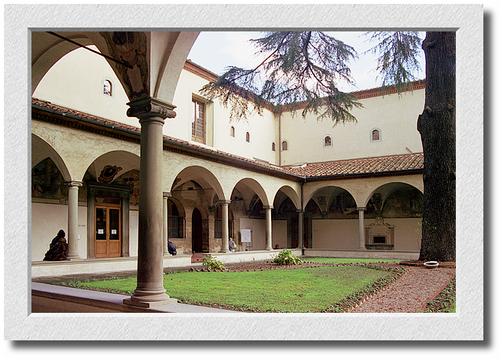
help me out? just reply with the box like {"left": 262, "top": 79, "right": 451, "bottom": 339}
{"left": 240, "top": 229, "right": 252, "bottom": 243}
{"left": 97, "top": 229, "right": 104, "bottom": 235}
{"left": 111, "top": 229, "right": 117, "bottom": 235}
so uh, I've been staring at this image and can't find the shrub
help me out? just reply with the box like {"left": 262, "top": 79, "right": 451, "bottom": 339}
{"left": 273, "top": 250, "right": 302, "bottom": 265}
{"left": 202, "top": 255, "right": 226, "bottom": 271}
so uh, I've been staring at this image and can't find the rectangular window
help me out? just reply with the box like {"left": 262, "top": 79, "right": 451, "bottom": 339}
{"left": 192, "top": 99, "right": 206, "bottom": 143}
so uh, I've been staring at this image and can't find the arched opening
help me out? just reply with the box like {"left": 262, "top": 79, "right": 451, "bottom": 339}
{"left": 103, "top": 79, "right": 113, "bottom": 96}
{"left": 31, "top": 134, "right": 73, "bottom": 261}
{"left": 245, "top": 131, "right": 250, "bottom": 143}
{"left": 192, "top": 208, "right": 204, "bottom": 253}
{"left": 281, "top": 140, "right": 288, "bottom": 151}
{"left": 364, "top": 182, "right": 423, "bottom": 251}
{"left": 273, "top": 194, "right": 298, "bottom": 249}
{"left": 230, "top": 126, "right": 235, "bottom": 137}
{"left": 371, "top": 129, "right": 381, "bottom": 141}
{"left": 304, "top": 186, "right": 358, "bottom": 250}
{"left": 168, "top": 198, "right": 185, "bottom": 239}
{"left": 324, "top": 136, "right": 332, "bottom": 147}
{"left": 229, "top": 178, "right": 270, "bottom": 251}
{"left": 82, "top": 150, "right": 140, "bottom": 258}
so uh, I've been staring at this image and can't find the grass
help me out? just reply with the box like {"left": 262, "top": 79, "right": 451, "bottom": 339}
{"left": 63, "top": 265, "right": 392, "bottom": 312}
{"left": 304, "top": 257, "right": 401, "bottom": 264}
{"left": 426, "top": 278, "right": 456, "bottom": 313}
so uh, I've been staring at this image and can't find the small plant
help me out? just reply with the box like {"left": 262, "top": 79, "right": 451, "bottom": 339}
{"left": 202, "top": 255, "right": 226, "bottom": 271}
{"left": 273, "top": 250, "right": 302, "bottom": 265}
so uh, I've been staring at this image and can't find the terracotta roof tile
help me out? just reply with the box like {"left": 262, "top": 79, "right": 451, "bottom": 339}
{"left": 284, "top": 153, "right": 424, "bottom": 178}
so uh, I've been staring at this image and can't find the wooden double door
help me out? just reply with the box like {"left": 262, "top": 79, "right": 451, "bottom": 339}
{"left": 95, "top": 204, "right": 121, "bottom": 258}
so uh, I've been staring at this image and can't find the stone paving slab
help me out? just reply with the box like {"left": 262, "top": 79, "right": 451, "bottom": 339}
{"left": 32, "top": 282, "right": 237, "bottom": 313}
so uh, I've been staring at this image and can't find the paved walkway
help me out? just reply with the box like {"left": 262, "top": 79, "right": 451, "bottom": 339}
{"left": 32, "top": 282, "right": 236, "bottom": 313}
{"left": 349, "top": 266, "right": 455, "bottom": 313}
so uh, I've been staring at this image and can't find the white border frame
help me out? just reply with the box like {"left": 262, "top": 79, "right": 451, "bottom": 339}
{"left": 4, "top": 4, "right": 483, "bottom": 340}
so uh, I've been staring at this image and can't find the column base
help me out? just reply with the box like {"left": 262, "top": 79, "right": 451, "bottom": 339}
{"left": 123, "top": 290, "right": 176, "bottom": 308}
{"left": 66, "top": 254, "right": 81, "bottom": 260}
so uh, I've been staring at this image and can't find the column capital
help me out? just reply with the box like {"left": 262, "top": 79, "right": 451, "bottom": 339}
{"left": 296, "top": 209, "right": 303, "bottom": 213}
{"left": 64, "top": 180, "right": 83, "bottom": 187}
{"left": 263, "top": 205, "right": 273, "bottom": 210}
{"left": 217, "top": 199, "right": 232, "bottom": 205}
{"left": 163, "top": 192, "right": 171, "bottom": 198}
{"left": 127, "top": 95, "right": 176, "bottom": 120}
{"left": 357, "top": 207, "right": 366, "bottom": 211}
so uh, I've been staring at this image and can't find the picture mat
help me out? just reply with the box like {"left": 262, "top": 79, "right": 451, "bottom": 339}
{"left": 4, "top": 4, "right": 483, "bottom": 340}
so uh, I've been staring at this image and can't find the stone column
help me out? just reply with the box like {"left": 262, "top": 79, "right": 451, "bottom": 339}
{"left": 163, "top": 193, "right": 169, "bottom": 256}
{"left": 65, "top": 181, "right": 82, "bottom": 259}
{"left": 297, "top": 209, "right": 303, "bottom": 249}
{"left": 125, "top": 96, "right": 176, "bottom": 306}
{"left": 358, "top": 207, "right": 366, "bottom": 250}
{"left": 265, "top": 206, "right": 273, "bottom": 251}
{"left": 221, "top": 200, "right": 230, "bottom": 253}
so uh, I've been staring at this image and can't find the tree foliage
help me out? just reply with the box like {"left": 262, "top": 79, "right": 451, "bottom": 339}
{"left": 201, "top": 30, "right": 456, "bottom": 262}
{"left": 366, "top": 31, "right": 422, "bottom": 91}
{"left": 200, "top": 31, "right": 363, "bottom": 123}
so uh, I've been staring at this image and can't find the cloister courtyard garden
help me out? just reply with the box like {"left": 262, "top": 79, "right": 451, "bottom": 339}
{"left": 37, "top": 253, "right": 456, "bottom": 313}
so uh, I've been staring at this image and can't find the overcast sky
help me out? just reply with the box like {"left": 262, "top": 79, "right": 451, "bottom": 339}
{"left": 188, "top": 31, "right": 425, "bottom": 92}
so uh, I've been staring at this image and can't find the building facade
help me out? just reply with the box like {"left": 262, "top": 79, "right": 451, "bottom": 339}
{"left": 32, "top": 42, "right": 425, "bottom": 274}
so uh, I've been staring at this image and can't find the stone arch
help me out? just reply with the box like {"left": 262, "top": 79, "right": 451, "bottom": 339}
{"left": 303, "top": 185, "right": 357, "bottom": 212}
{"left": 273, "top": 185, "right": 301, "bottom": 210}
{"left": 153, "top": 32, "right": 200, "bottom": 103}
{"left": 364, "top": 182, "right": 424, "bottom": 218}
{"left": 32, "top": 133, "right": 71, "bottom": 181}
{"left": 230, "top": 177, "right": 270, "bottom": 207}
{"left": 32, "top": 32, "right": 131, "bottom": 96}
{"left": 169, "top": 165, "right": 225, "bottom": 201}
{"left": 80, "top": 150, "right": 141, "bottom": 183}
{"left": 364, "top": 181, "right": 424, "bottom": 208}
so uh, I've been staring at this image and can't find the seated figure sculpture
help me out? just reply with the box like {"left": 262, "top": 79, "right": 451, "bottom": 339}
{"left": 43, "top": 229, "right": 69, "bottom": 261}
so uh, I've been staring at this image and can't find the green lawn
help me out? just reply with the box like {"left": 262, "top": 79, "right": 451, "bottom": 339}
{"left": 304, "top": 257, "right": 401, "bottom": 264}
{"left": 65, "top": 266, "right": 391, "bottom": 312}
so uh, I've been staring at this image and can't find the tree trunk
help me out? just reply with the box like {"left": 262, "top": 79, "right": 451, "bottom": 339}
{"left": 417, "top": 32, "right": 456, "bottom": 261}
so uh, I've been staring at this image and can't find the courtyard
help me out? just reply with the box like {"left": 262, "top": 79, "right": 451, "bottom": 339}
{"left": 34, "top": 256, "right": 455, "bottom": 313}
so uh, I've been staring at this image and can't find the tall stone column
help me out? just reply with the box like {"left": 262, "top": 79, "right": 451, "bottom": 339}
{"left": 358, "top": 207, "right": 366, "bottom": 250}
{"left": 221, "top": 200, "right": 230, "bottom": 253}
{"left": 163, "top": 193, "right": 169, "bottom": 256}
{"left": 125, "top": 96, "right": 176, "bottom": 306}
{"left": 297, "top": 209, "right": 303, "bottom": 249}
{"left": 265, "top": 206, "right": 273, "bottom": 251}
{"left": 65, "top": 181, "right": 82, "bottom": 259}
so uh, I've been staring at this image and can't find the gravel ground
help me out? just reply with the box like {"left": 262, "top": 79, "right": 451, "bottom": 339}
{"left": 349, "top": 266, "right": 455, "bottom": 313}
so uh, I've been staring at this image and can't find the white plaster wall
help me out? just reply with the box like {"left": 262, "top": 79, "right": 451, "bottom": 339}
{"left": 280, "top": 90, "right": 425, "bottom": 165}
{"left": 239, "top": 218, "right": 266, "bottom": 251}
{"left": 310, "top": 217, "right": 421, "bottom": 251}
{"left": 170, "top": 70, "right": 277, "bottom": 163}
{"left": 272, "top": 220, "right": 287, "bottom": 249}
{"left": 32, "top": 47, "right": 137, "bottom": 128}
{"left": 31, "top": 202, "right": 87, "bottom": 261}
{"left": 312, "top": 219, "right": 359, "bottom": 250}
{"left": 129, "top": 210, "right": 139, "bottom": 257}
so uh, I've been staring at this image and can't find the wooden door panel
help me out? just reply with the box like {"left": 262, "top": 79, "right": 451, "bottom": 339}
{"left": 109, "top": 240, "right": 121, "bottom": 257}
{"left": 95, "top": 205, "right": 122, "bottom": 258}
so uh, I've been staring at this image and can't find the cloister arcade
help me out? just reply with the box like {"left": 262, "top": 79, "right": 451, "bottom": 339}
{"left": 32, "top": 124, "right": 423, "bottom": 260}
{"left": 31, "top": 30, "right": 425, "bottom": 307}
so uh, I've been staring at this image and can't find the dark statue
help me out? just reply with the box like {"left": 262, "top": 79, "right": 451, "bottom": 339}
{"left": 43, "top": 229, "right": 69, "bottom": 261}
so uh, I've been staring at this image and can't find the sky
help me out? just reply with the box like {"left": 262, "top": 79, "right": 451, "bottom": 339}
{"left": 188, "top": 31, "right": 426, "bottom": 93}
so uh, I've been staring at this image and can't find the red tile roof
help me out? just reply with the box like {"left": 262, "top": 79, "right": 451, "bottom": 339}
{"left": 32, "top": 98, "right": 423, "bottom": 180}
{"left": 284, "top": 153, "right": 424, "bottom": 179}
